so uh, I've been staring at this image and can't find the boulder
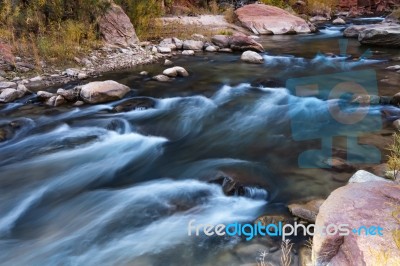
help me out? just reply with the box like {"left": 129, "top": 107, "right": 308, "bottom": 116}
{"left": 219, "top": 48, "right": 233, "bottom": 53}
{"left": 79, "top": 80, "right": 130, "bottom": 104}
{"left": 183, "top": 40, "right": 204, "bottom": 50}
{"left": 163, "top": 66, "right": 189, "bottom": 77}
{"left": 343, "top": 24, "right": 373, "bottom": 38}
{"left": 235, "top": 4, "right": 311, "bottom": 35}
{"left": 288, "top": 199, "right": 325, "bottom": 223}
{"left": 45, "top": 96, "right": 57, "bottom": 106}
{"left": 332, "top": 17, "right": 346, "bottom": 25}
{"left": 312, "top": 174, "right": 400, "bottom": 265}
{"left": 0, "top": 88, "right": 19, "bottom": 103}
{"left": 229, "top": 35, "right": 264, "bottom": 52}
{"left": 358, "top": 25, "right": 400, "bottom": 47}
{"left": 211, "top": 35, "right": 230, "bottom": 48}
{"left": 98, "top": 3, "right": 139, "bottom": 47}
{"left": 240, "top": 51, "right": 264, "bottom": 64}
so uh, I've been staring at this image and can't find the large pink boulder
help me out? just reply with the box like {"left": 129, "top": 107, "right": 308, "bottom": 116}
{"left": 312, "top": 171, "right": 400, "bottom": 265}
{"left": 99, "top": 3, "right": 139, "bottom": 47}
{"left": 235, "top": 4, "right": 312, "bottom": 35}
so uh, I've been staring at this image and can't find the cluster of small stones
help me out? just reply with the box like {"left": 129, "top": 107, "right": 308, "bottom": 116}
{"left": 153, "top": 34, "right": 234, "bottom": 56}
{"left": 0, "top": 44, "right": 169, "bottom": 104}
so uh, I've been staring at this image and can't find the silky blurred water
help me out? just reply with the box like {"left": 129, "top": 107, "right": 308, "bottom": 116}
{"left": 0, "top": 19, "right": 399, "bottom": 266}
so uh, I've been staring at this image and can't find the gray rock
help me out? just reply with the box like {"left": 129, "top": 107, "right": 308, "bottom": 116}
{"left": 211, "top": 35, "right": 230, "bottom": 48}
{"left": 45, "top": 96, "right": 57, "bottom": 106}
{"left": 139, "top": 71, "right": 149, "bottom": 76}
{"left": 37, "top": 91, "right": 55, "bottom": 100}
{"left": 29, "top": 76, "right": 42, "bottom": 82}
{"left": 157, "top": 46, "right": 172, "bottom": 53}
{"left": 80, "top": 80, "right": 130, "bottom": 104}
{"left": 0, "top": 88, "right": 19, "bottom": 103}
{"left": 0, "top": 81, "right": 17, "bottom": 89}
{"left": 73, "top": 100, "right": 85, "bottom": 106}
{"left": 343, "top": 24, "right": 372, "bottom": 38}
{"left": 164, "top": 59, "right": 173, "bottom": 66}
{"left": 219, "top": 48, "right": 233, "bottom": 53}
{"left": 182, "top": 50, "right": 195, "bottom": 56}
{"left": 205, "top": 45, "right": 218, "bottom": 52}
{"left": 240, "top": 51, "right": 264, "bottom": 64}
{"left": 163, "top": 66, "right": 189, "bottom": 77}
{"left": 332, "top": 17, "right": 346, "bottom": 25}
{"left": 348, "top": 170, "right": 390, "bottom": 183}
{"left": 57, "top": 88, "right": 78, "bottom": 102}
{"left": 16, "top": 84, "right": 29, "bottom": 98}
{"left": 386, "top": 65, "right": 400, "bottom": 71}
{"left": 172, "top": 37, "right": 183, "bottom": 49}
{"left": 77, "top": 73, "right": 88, "bottom": 80}
{"left": 159, "top": 38, "right": 177, "bottom": 50}
{"left": 152, "top": 74, "right": 170, "bottom": 82}
{"left": 358, "top": 25, "right": 400, "bottom": 47}
{"left": 64, "top": 68, "right": 79, "bottom": 77}
{"left": 288, "top": 199, "right": 325, "bottom": 223}
{"left": 183, "top": 40, "right": 204, "bottom": 51}
{"left": 54, "top": 95, "right": 66, "bottom": 106}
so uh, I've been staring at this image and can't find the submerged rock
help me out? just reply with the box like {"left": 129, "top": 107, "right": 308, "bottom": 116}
{"left": 113, "top": 97, "right": 156, "bottom": 112}
{"left": 80, "top": 80, "right": 130, "bottom": 104}
{"left": 241, "top": 51, "right": 264, "bottom": 64}
{"left": 288, "top": 198, "right": 325, "bottom": 223}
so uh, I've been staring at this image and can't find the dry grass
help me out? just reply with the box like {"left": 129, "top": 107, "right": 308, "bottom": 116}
{"left": 386, "top": 132, "right": 400, "bottom": 181}
{"left": 142, "top": 20, "right": 220, "bottom": 41}
{"left": 281, "top": 239, "right": 294, "bottom": 266}
{"left": 306, "top": 0, "right": 339, "bottom": 16}
{"left": 224, "top": 7, "right": 237, "bottom": 24}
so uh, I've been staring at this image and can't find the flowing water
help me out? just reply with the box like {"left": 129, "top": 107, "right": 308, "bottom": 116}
{"left": 0, "top": 20, "right": 399, "bottom": 265}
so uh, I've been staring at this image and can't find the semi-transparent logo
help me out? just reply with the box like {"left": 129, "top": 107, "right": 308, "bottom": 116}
{"left": 286, "top": 40, "right": 382, "bottom": 168}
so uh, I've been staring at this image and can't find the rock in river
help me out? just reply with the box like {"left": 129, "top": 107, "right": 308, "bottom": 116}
{"left": 163, "top": 66, "right": 189, "bottom": 77}
{"left": 0, "top": 88, "right": 19, "bottom": 103}
{"left": 241, "top": 51, "right": 264, "bottom": 64}
{"left": 80, "top": 80, "right": 130, "bottom": 104}
{"left": 358, "top": 25, "right": 400, "bottom": 47}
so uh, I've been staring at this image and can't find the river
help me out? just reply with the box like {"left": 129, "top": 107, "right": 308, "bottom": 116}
{"left": 0, "top": 18, "right": 399, "bottom": 265}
